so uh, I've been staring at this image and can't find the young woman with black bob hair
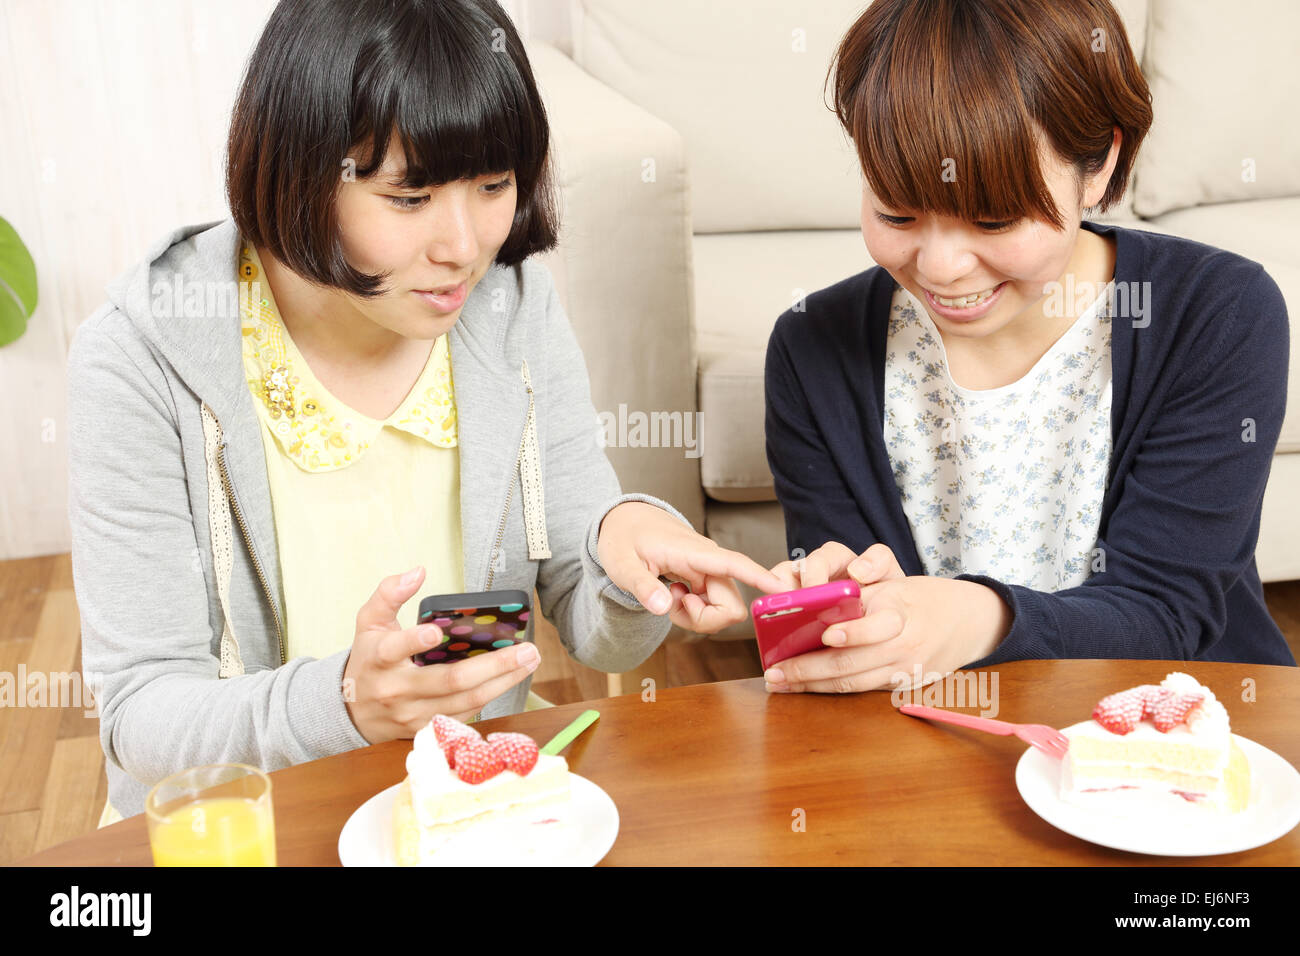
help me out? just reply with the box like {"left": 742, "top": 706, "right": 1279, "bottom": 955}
{"left": 761, "top": 0, "right": 1293, "bottom": 695}
{"left": 68, "top": 0, "right": 781, "bottom": 821}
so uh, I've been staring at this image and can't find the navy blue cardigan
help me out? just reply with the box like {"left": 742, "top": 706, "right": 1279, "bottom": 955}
{"left": 764, "top": 220, "right": 1294, "bottom": 667}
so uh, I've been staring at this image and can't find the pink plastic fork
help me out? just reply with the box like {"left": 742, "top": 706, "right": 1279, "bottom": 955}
{"left": 899, "top": 704, "right": 1070, "bottom": 759}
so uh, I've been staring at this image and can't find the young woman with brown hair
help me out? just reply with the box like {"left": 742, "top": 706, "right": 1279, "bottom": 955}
{"left": 762, "top": 0, "right": 1293, "bottom": 694}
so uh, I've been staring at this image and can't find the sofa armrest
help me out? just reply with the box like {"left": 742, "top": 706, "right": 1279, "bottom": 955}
{"left": 528, "top": 41, "right": 705, "bottom": 532}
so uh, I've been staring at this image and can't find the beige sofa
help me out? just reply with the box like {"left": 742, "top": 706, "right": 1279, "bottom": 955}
{"left": 529, "top": 0, "right": 1300, "bottom": 639}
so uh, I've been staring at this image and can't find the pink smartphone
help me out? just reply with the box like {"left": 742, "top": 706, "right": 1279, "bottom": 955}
{"left": 751, "top": 580, "right": 864, "bottom": 670}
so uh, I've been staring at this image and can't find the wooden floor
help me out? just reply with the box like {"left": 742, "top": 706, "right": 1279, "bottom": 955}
{"left": 2, "top": 551, "right": 1298, "bottom": 865}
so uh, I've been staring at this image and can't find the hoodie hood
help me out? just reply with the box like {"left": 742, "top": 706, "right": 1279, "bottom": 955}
{"left": 105, "top": 219, "right": 248, "bottom": 422}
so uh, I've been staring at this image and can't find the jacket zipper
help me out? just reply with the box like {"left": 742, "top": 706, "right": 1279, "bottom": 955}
{"left": 483, "top": 378, "right": 535, "bottom": 591}
{"left": 216, "top": 440, "right": 286, "bottom": 666}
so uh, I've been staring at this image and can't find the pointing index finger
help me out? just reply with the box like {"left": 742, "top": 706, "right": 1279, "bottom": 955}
{"left": 685, "top": 548, "right": 786, "bottom": 594}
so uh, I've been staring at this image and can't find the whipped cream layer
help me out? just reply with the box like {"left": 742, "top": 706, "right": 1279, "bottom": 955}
{"left": 1161, "top": 671, "right": 1230, "bottom": 738}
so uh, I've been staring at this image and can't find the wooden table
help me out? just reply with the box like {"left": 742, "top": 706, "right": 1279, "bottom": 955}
{"left": 19, "top": 659, "right": 1300, "bottom": 865}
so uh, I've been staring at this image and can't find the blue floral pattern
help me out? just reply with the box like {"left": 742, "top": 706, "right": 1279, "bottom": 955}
{"left": 883, "top": 284, "right": 1113, "bottom": 591}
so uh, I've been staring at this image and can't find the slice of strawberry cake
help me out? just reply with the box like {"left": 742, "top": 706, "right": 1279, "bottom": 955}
{"left": 392, "top": 715, "right": 571, "bottom": 865}
{"left": 1061, "top": 672, "right": 1250, "bottom": 813}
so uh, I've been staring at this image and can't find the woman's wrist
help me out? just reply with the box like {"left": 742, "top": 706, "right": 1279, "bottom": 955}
{"left": 598, "top": 500, "right": 659, "bottom": 540}
{"left": 956, "top": 579, "right": 1012, "bottom": 661}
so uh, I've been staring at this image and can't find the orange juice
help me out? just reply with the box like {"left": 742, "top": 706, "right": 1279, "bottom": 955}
{"left": 149, "top": 796, "right": 276, "bottom": 866}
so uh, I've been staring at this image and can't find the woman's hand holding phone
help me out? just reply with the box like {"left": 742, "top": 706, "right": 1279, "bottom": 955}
{"left": 762, "top": 542, "right": 1011, "bottom": 693}
{"left": 341, "top": 566, "right": 541, "bottom": 744}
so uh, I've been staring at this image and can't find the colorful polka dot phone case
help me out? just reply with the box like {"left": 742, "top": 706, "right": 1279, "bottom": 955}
{"left": 412, "top": 590, "right": 531, "bottom": 666}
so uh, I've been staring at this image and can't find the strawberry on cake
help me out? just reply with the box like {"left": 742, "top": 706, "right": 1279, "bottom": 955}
{"left": 1061, "top": 672, "right": 1250, "bottom": 813}
{"left": 392, "top": 715, "right": 571, "bottom": 866}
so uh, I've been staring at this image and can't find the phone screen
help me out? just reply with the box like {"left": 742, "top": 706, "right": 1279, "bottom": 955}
{"left": 412, "top": 589, "right": 531, "bottom": 666}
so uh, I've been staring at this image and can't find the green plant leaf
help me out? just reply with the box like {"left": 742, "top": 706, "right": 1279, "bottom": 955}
{"left": 0, "top": 216, "right": 38, "bottom": 347}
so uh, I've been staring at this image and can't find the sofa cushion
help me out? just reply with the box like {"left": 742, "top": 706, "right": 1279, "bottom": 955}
{"left": 573, "top": 0, "right": 866, "bottom": 233}
{"left": 695, "top": 230, "right": 867, "bottom": 500}
{"left": 694, "top": 230, "right": 872, "bottom": 355}
{"left": 1258, "top": 452, "right": 1300, "bottom": 581}
{"left": 1133, "top": 0, "right": 1300, "bottom": 218}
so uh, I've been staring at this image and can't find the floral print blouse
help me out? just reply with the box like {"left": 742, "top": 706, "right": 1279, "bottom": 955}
{"left": 883, "top": 283, "right": 1113, "bottom": 591}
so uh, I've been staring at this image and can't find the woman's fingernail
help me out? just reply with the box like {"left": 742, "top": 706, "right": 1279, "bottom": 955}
{"left": 516, "top": 643, "right": 540, "bottom": 668}
{"left": 402, "top": 567, "right": 421, "bottom": 586}
{"left": 419, "top": 624, "right": 441, "bottom": 645}
{"left": 848, "top": 560, "right": 869, "bottom": 580}
{"left": 765, "top": 667, "right": 785, "bottom": 684}
{"left": 646, "top": 589, "right": 671, "bottom": 614}
{"left": 823, "top": 629, "right": 847, "bottom": 646}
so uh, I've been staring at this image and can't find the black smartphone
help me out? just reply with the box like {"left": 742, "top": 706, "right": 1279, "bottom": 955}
{"left": 411, "top": 589, "right": 531, "bottom": 666}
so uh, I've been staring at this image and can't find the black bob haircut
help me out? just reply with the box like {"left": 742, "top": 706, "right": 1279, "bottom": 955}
{"left": 226, "top": 0, "right": 558, "bottom": 297}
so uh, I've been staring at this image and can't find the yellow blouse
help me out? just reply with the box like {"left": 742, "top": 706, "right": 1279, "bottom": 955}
{"left": 238, "top": 242, "right": 465, "bottom": 658}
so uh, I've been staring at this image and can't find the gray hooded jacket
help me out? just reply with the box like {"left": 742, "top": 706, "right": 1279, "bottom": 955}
{"left": 66, "top": 218, "right": 684, "bottom": 817}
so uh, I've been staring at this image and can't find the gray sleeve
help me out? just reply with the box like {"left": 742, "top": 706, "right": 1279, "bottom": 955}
{"left": 66, "top": 314, "right": 370, "bottom": 792}
{"left": 528, "top": 270, "right": 689, "bottom": 672}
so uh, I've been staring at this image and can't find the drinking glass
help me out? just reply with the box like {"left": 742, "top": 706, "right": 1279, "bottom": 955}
{"left": 145, "top": 763, "right": 276, "bottom": 866}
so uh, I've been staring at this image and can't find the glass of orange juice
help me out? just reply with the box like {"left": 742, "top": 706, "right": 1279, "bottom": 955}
{"left": 146, "top": 764, "right": 276, "bottom": 866}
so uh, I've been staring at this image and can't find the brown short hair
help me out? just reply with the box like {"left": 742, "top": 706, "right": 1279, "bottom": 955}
{"left": 829, "top": 0, "right": 1153, "bottom": 228}
{"left": 226, "top": 0, "right": 558, "bottom": 297}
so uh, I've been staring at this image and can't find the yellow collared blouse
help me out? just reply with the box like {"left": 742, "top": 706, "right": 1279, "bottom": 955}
{"left": 238, "top": 242, "right": 465, "bottom": 660}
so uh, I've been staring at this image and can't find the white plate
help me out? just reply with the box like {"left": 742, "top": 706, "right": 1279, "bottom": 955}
{"left": 1016, "top": 722, "right": 1300, "bottom": 857}
{"left": 338, "top": 774, "right": 619, "bottom": 866}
